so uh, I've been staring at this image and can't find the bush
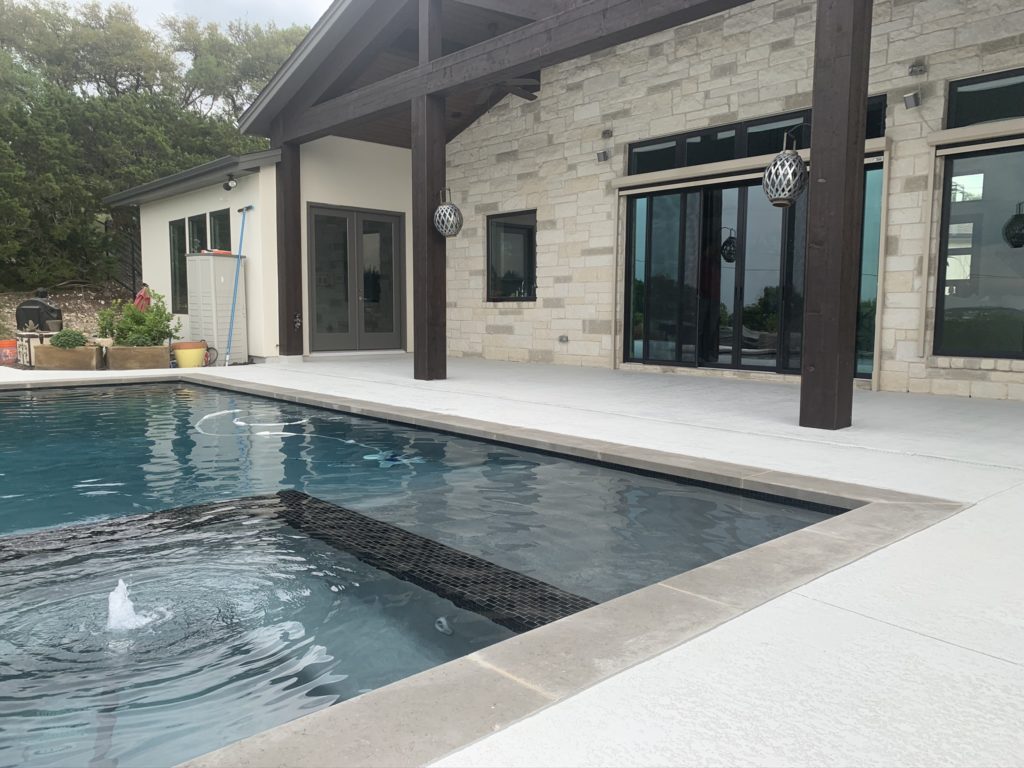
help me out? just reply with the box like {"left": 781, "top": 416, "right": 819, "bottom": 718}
{"left": 98, "top": 291, "right": 180, "bottom": 347}
{"left": 49, "top": 329, "right": 88, "bottom": 348}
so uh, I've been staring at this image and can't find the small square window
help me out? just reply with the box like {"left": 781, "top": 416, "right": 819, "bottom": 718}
{"left": 487, "top": 211, "right": 537, "bottom": 302}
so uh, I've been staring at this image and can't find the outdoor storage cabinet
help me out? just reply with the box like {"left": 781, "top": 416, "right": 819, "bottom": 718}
{"left": 186, "top": 253, "right": 248, "bottom": 364}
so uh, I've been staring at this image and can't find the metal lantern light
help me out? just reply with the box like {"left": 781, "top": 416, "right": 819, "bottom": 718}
{"left": 763, "top": 132, "right": 808, "bottom": 208}
{"left": 433, "top": 188, "right": 463, "bottom": 238}
{"left": 1002, "top": 202, "right": 1024, "bottom": 249}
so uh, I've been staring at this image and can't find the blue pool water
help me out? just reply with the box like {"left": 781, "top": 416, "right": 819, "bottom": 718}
{"left": 0, "top": 384, "right": 834, "bottom": 766}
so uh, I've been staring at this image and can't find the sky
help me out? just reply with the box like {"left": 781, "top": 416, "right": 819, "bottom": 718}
{"left": 76, "top": 0, "right": 331, "bottom": 29}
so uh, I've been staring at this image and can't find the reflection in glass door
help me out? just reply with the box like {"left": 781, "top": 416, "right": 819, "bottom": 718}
{"left": 625, "top": 170, "right": 885, "bottom": 376}
{"left": 309, "top": 206, "right": 403, "bottom": 352}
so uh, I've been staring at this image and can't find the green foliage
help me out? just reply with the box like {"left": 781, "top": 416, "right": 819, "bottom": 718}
{"left": 0, "top": 1, "right": 306, "bottom": 290}
{"left": 101, "top": 291, "right": 180, "bottom": 346}
{"left": 49, "top": 329, "right": 88, "bottom": 348}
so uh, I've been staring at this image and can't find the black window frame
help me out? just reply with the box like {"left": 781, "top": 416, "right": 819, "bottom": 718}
{"left": 486, "top": 210, "right": 537, "bottom": 303}
{"left": 933, "top": 144, "right": 1024, "bottom": 360}
{"left": 946, "top": 66, "right": 1024, "bottom": 130}
{"left": 187, "top": 212, "right": 208, "bottom": 253}
{"left": 169, "top": 218, "right": 187, "bottom": 314}
{"left": 209, "top": 208, "right": 232, "bottom": 251}
{"left": 627, "top": 96, "right": 887, "bottom": 176}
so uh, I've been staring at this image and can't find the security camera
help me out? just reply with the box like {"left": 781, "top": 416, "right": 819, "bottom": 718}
{"left": 223, "top": 175, "right": 237, "bottom": 191}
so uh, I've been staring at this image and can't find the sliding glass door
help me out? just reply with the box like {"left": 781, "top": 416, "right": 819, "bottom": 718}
{"left": 626, "top": 169, "right": 879, "bottom": 376}
{"left": 627, "top": 181, "right": 805, "bottom": 373}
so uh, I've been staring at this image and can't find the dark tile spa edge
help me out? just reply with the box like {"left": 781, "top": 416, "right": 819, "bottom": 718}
{"left": 0, "top": 372, "right": 968, "bottom": 767}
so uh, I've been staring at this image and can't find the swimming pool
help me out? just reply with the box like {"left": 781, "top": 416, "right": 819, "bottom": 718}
{"left": 0, "top": 384, "right": 836, "bottom": 766}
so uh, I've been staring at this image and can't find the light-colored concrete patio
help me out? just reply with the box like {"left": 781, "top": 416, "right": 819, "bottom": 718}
{"left": 3, "top": 354, "right": 1023, "bottom": 765}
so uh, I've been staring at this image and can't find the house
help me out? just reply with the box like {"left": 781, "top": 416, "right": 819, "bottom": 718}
{"left": 107, "top": 0, "right": 1024, "bottom": 419}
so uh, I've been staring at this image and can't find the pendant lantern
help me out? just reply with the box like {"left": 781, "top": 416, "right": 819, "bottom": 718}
{"left": 763, "top": 133, "right": 808, "bottom": 209}
{"left": 433, "top": 188, "right": 464, "bottom": 238}
{"left": 1002, "top": 202, "right": 1024, "bottom": 249}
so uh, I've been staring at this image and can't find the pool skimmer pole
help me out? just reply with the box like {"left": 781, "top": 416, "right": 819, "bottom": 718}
{"left": 224, "top": 205, "right": 254, "bottom": 367}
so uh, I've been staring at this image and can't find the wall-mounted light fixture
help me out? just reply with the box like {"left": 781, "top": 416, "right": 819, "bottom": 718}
{"left": 433, "top": 188, "right": 463, "bottom": 237}
{"left": 596, "top": 150, "right": 610, "bottom": 162}
{"left": 903, "top": 90, "right": 922, "bottom": 109}
{"left": 763, "top": 124, "right": 810, "bottom": 208}
{"left": 223, "top": 174, "right": 238, "bottom": 192}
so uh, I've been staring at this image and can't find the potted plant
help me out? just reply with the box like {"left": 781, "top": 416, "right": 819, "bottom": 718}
{"left": 100, "top": 291, "right": 180, "bottom": 370}
{"left": 33, "top": 329, "right": 104, "bottom": 370}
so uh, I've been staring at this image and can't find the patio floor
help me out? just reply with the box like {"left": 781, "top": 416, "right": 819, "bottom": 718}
{"left": 3, "top": 354, "right": 1023, "bottom": 765}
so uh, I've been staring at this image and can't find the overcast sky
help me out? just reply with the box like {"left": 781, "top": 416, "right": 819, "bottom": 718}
{"left": 83, "top": 0, "right": 331, "bottom": 29}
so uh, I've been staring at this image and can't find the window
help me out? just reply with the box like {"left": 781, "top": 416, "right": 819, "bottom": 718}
{"left": 169, "top": 219, "right": 187, "bottom": 314}
{"left": 935, "top": 145, "right": 1024, "bottom": 358}
{"left": 487, "top": 211, "right": 536, "bottom": 301}
{"left": 947, "top": 68, "right": 1024, "bottom": 129}
{"left": 627, "top": 96, "right": 887, "bottom": 175}
{"left": 187, "top": 213, "right": 208, "bottom": 254}
{"left": 209, "top": 209, "right": 231, "bottom": 251}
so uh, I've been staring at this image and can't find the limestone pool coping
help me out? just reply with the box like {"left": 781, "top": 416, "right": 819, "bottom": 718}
{"left": 0, "top": 373, "right": 966, "bottom": 768}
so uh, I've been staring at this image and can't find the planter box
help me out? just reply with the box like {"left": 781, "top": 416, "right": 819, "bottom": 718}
{"left": 33, "top": 345, "right": 104, "bottom": 371}
{"left": 107, "top": 346, "right": 170, "bottom": 370}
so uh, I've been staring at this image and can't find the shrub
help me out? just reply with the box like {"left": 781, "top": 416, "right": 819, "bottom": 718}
{"left": 50, "top": 329, "right": 88, "bottom": 349}
{"left": 98, "top": 291, "right": 180, "bottom": 347}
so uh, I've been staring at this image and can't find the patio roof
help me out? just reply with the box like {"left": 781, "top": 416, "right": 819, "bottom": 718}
{"left": 103, "top": 149, "right": 281, "bottom": 207}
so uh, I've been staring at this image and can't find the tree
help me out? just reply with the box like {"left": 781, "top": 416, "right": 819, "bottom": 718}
{"left": 0, "top": 0, "right": 306, "bottom": 289}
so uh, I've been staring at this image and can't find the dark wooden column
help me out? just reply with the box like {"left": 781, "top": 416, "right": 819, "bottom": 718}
{"left": 276, "top": 141, "right": 304, "bottom": 356}
{"left": 799, "top": 0, "right": 873, "bottom": 430}
{"left": 411, "top": 0, "right": 447, "bottom": 380}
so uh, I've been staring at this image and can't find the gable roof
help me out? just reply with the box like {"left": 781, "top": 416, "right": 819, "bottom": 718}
{"left": 238, "top": 0, "right": 376, "bottom": 137}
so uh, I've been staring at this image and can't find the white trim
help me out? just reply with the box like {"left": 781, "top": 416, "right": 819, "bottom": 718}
{"left": 935, "top": 135, "right": 1024, "bottom": 156}
{"left": 925, "top": 117, "right": 1024, "bottom": 148}
{"left": 618, "top": 171, "right": 765, "bottom": 196}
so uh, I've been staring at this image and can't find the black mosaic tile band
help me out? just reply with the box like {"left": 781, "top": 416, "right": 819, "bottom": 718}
{"left": 273, "top": 489, "right": 597, "bottom": 632}
{"left": 0, "top": 492, "right": 596, "bottom": 633}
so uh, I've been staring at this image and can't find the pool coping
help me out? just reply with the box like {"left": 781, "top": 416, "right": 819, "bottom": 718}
{"left": 0, "top": 373, "right": 968, "bottom": 768}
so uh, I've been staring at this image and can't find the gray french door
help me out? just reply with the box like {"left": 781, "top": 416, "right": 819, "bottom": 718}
{"left": 309, "top": 206, "right": 403, "bottom": 352}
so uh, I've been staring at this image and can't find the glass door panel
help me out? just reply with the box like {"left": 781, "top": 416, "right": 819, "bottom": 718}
{"left": 309, "top": 208, "right": 356, "bottom": 352}
{"left": 781, "top": 190, "right": 808, "bottom": 372}
{"left": 626, "top": 197, "right": 648, "bottom": 360}
{"left": 740, "top": 186, "right": 784, "bottom": 368}
{"left": 357, "top": 213, "right": 403, "bottom": 349}
{"left": 698, "top": 187, "right": 739, "bottom": 365}
{"left": 856, "top": 165, "right": 884, "bottom": 376}
{"left": 647, "top": 194, "right": 683, "bottom": 361}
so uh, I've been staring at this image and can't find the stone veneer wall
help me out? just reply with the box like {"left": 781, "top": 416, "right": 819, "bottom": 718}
{"left": 444, "top": 0, "right": 1024, "bottom": 398}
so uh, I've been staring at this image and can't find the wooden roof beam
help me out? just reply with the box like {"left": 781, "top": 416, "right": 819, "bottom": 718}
{"left": 279, "top": 0, "right": 752, "bottom": 144}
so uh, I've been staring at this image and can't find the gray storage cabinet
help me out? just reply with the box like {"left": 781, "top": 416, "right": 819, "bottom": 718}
{"left": 186, "top": 253, "right": 248, "bottom": 363}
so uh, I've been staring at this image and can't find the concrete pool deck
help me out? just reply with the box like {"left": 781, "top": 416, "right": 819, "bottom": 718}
{"left": 2, "top": 355, "right": 1023, "bottom": 766}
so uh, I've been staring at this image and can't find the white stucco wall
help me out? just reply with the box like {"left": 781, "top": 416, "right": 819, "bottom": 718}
{"left": 299, "top": 136, "right": 413, "bottom": 352}
{"left": 138, "top": 165, "right": 279, "bottom": 358}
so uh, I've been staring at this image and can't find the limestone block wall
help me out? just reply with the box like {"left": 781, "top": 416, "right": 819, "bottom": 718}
{"left": 444, "top": 0, "right": 1024, "bottom": 399}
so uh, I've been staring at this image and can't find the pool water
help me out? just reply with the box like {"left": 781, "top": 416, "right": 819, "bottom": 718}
{"left": 0, "top": 384, "right": 835, "bottom": 766}
{"left": 0, "top": 384, "right": 832, "bottom": 602}
{"left": 0, "top": 507, "right": 511, "bottom": 768}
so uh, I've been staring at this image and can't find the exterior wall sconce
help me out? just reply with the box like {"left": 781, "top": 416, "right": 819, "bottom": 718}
{"left": 223, "top": 175, "right": 237, "bottom": 191}
{"left": 433, "top": 188, "right": 464, "bottom": 237}
{"left": 596, "top": 150, "right": 610, "bottom": 162}
{"left": 1003, "top": 202, "right": 1024, "bottom": 248}
{"left": 763, "top": 126, "right": 809, "bottom": 208}
{"left": 903, "top": 90, "right": 922, "bottom": 109}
